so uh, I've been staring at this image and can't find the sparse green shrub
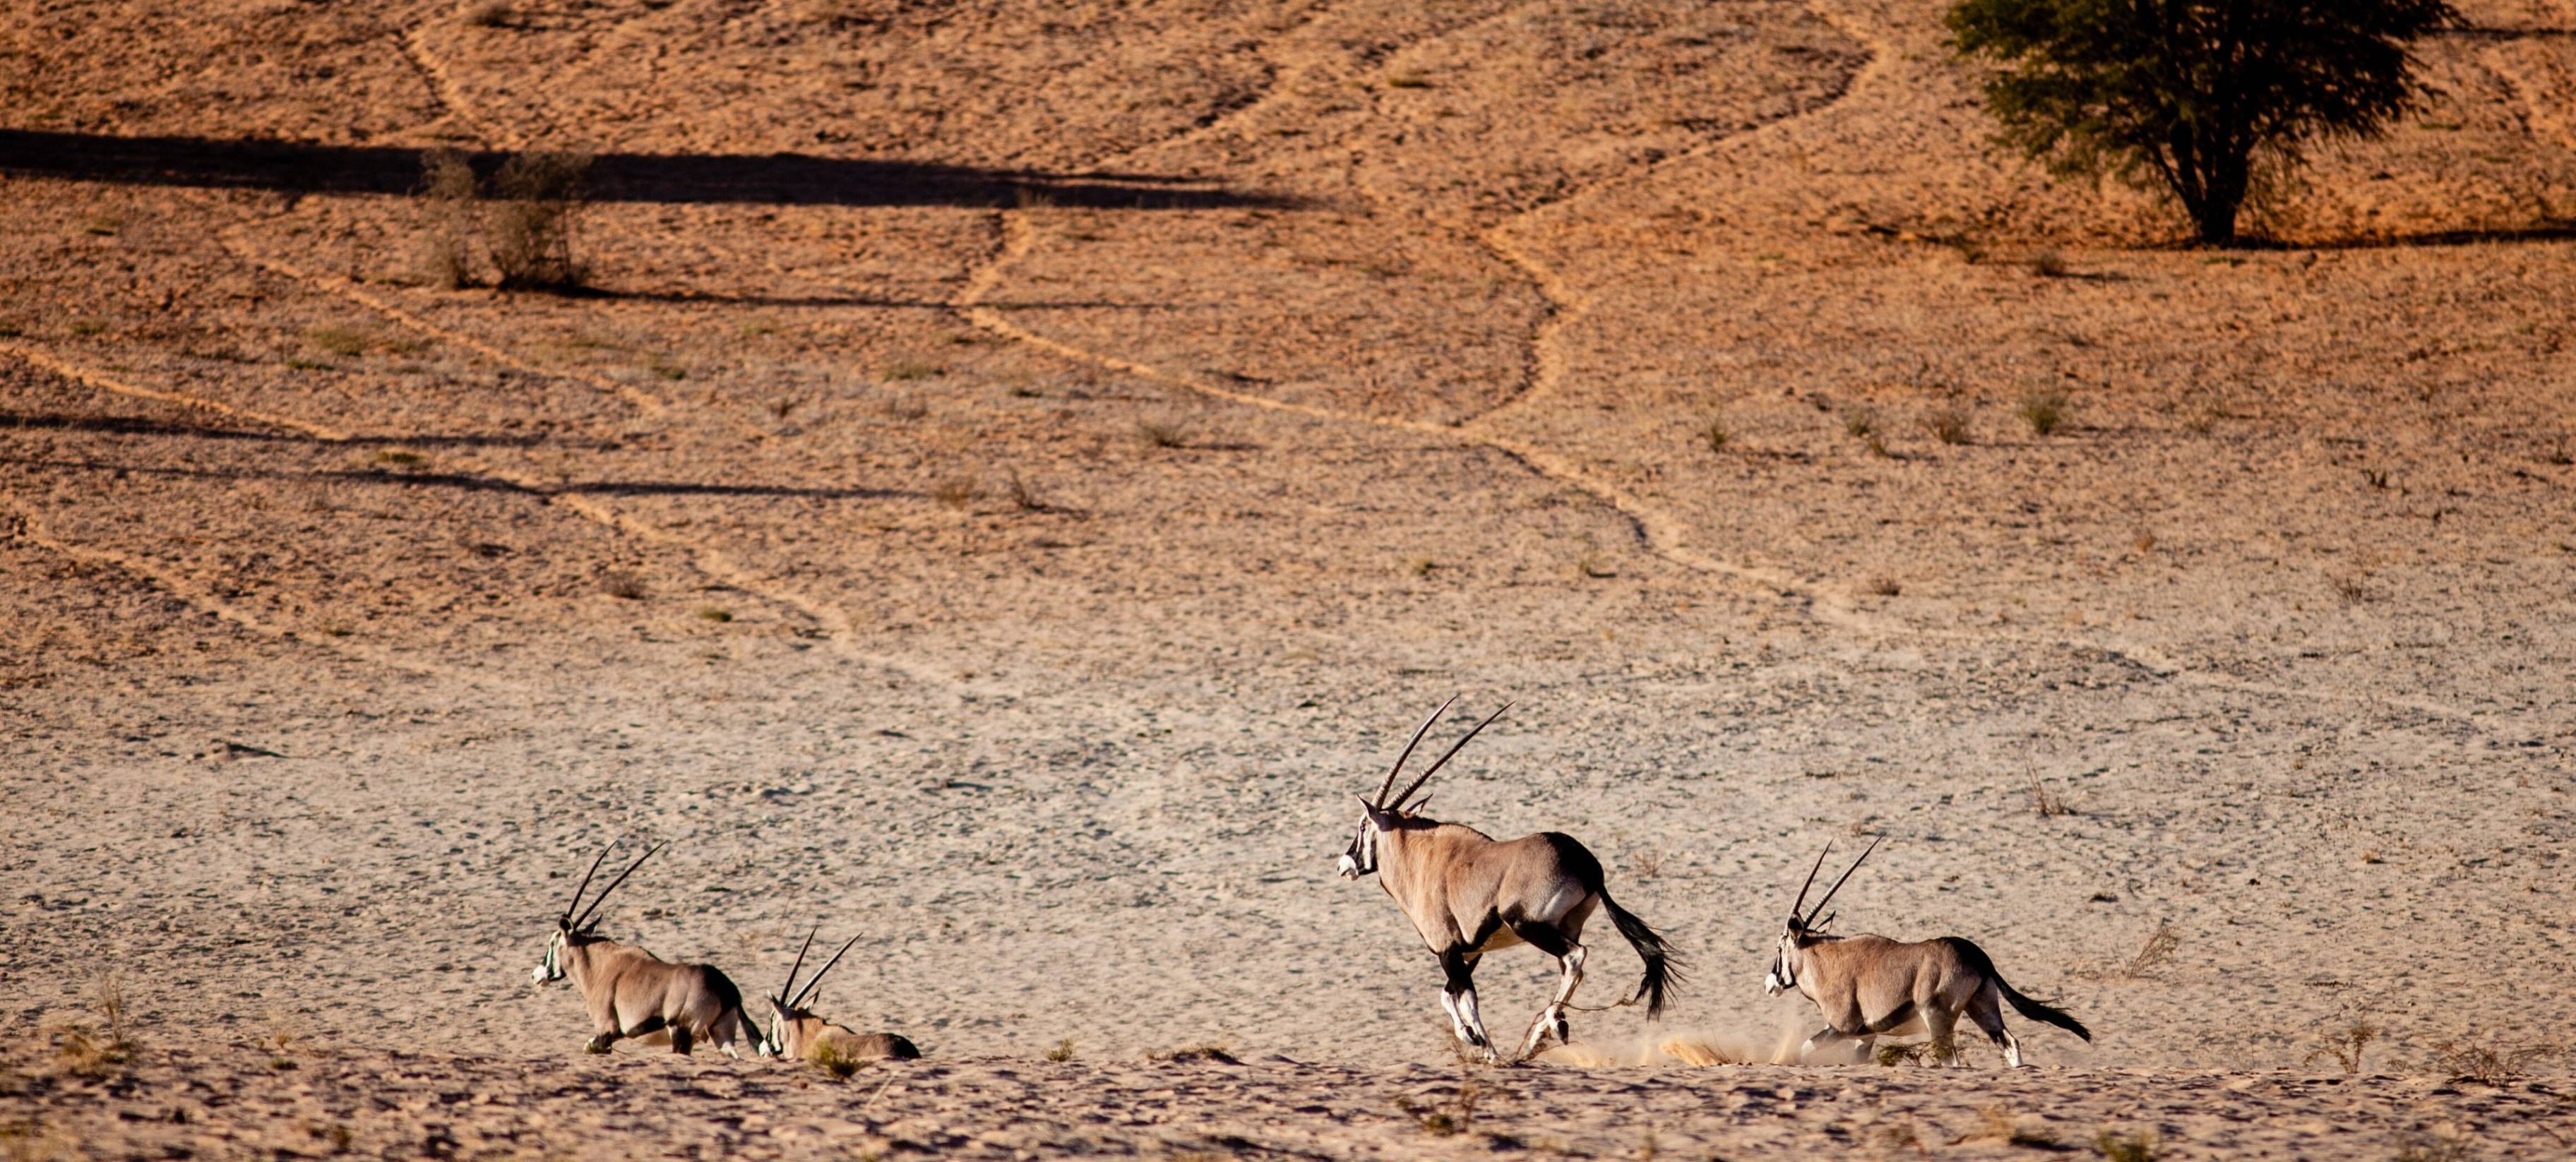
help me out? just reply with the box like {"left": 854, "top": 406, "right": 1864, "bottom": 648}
{"left": 1924, "top": 406, "right": 1973, "bottom": 445}
{"left": 1044, "top": 1038, "right": 1075, "bottom": 1062}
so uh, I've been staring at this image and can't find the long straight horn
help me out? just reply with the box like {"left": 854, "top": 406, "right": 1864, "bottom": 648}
{"left": 1388, "top": 700, "right": 1512, "bottom": 812}
{"left": 787, "top": 933, "right": 864, "bottom": 1011}
{"left": 571, "top": 840, "right": 666, "bottom": 930}
{"left": 1804, "top": 836, "right": 1880, "bottom": 926}
{"left": 1373, "top": 695, "right": 1459, "bottom": 807}
{"left": 1789, "top": 842, "right": 1831, "bottom": 921}
{"left": 561, "top": 841, "right": 619, "bottom": 926}
{"left": 780, "top": 925, "right": 819, "bottom": 1004}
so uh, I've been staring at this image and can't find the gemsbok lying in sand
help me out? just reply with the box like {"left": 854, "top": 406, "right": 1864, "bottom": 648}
{"left": 530, "top": 839, "right": 763, "bottom": 1058}
{"left": 1337, "top": 697, "right": 1682, "bottom": 1062}
{"left": 761, "top": 927, "right": 922, "bottom": 1063}
{"left": 1763, "top": 839, "right": 2089, "bottom": 1067}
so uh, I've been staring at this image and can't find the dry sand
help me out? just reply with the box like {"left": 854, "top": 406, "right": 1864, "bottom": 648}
{"left": 3, "top": 0, "right": 2574, "bottom": 1157}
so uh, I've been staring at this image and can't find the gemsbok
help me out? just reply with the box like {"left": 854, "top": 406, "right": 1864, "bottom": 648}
{"left": 530, "top": 839, "right": 763, "bottom": 1058}
{"left": 761, "top": 927, "right": 922, "bottom": 1063}
{"left": 1763, "top": 839, "right": 2090, "bottom": 1067}
{"left": 1336, "top": 697, "right": 1682, "bottom": 1063}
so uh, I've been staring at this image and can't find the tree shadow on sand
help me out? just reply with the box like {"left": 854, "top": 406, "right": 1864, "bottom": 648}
{"left": 0, "top": 129, "right": 1304, "bottom": 210}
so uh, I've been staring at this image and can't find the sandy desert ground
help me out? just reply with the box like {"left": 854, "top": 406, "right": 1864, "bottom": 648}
{"left": 4, "top": 0, "right": 2575, "bottom": 1157}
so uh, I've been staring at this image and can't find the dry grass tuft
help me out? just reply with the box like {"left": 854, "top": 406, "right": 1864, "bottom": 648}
{"left": 1150, "top": 1042, "right": 1239, "bottom": 1065}
{"left": 2303, "top": 1016, "right": 2378, "bottom": 1075}
{"left": 2431, "top": 1040, "right": 2557, "bottom": 1085}
{"left": 1842, "top": 405, "right": 1878, "bottom": 440}
{"left": 1953, "top": 1106, "right": 2058, "bottom": 1149}
{"left": 881, "top": 394, "right": 929, "bottom": 421}
{"left": 2330, "top": 575, "right": 2373, "bottom": 604}
{"left": 598, "top": 570, "right": 648, "bottom": 601}
{"left": 1862, "top": 576, "right": 1902, "bottom": 597}
{"left": 2029, "top": 248, "right": 2071, "bottom": 277}
{"left": 1702, "top": 417, "right": 1730, "bottom": 453}
{"left": 696, "top": 606, "right": 732, "bottom": 623}
{"left": 1004, "top": 469, "right": 1049, "bottom": 513}
{"left": 2028, "top": 777, "right": 2076, "bottom": 817}
{"left": 810, "top": 1041, "right": 867, "bottom": 1079}
{"left": 1922, "top": 405, "right": 1973, "bottom": 445}
{"left": 2392, "top": 1132, "right": 2473, "bottom": 1162}
{"left": 1875, "top": 1039, "right": 1957, "bottom": 1067}
{"left": 2018, "top": 390, "right": 2068, "bottom": 436}
{"left": 2117, "top": 921, "right": 2180, "bottom": 978}
{"left": 49, "top": 974, "right": 137, "bottom": 1079}
{"left": 306, "top": 326, "right": 372, "bottom": 357}
{"left": 462, "top": 0, "right": 511, "bottom": 25}
{"left": 883, "top": 361, "right": 943, "bottom": 382}
{"left": 1044, "top": 1038, "right": 1076, "bottom": 1062}
{"left": 489, "top": 151, "right": 592, "bottom": 291}
{"left": 1397, "top": 1078, "right": 1478, "bottom": 1137}
{"left": 2094, "top": 1128, "right": 2159, "bottom": 1162}
{"left": 1137, "top": 418, "right": 1191, "bottom": 448}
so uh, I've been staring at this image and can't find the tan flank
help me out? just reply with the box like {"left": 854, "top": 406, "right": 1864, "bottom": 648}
{"left": 1763, "top": 840, "right": 2090, "bottom": 1067}
{"left": 1337, "top": 698, "right": 1682, "bottom": 1062}
{"left": 530, "top": 841, "right": 761, "bottom": 1058}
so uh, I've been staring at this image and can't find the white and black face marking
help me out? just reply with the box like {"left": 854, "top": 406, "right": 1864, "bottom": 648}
{"left": 1337, "top": 810, "right": 1379, "bottom": 879}
{"left": 532, "top": 927, "right": 568, "bottom": 984}
{"left": 762, "top": 999, "right": 792, "bottom": 1058}
{"left": 1763, "top": 926, "right": 1799, "bottom": 995}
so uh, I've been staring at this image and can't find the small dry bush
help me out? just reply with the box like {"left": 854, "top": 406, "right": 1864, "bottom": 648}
{"left": 1842, "top": 405, "right": 1878, "bottom": 439}
{"left": 2018, "top": 390, "right": 2068, "bottom": 436}
{"left": 883, "top": 361, "right": 941, "bottom": 381}
{"left": 1, "top": 1118, "right": 70, "bottom": 1162}
{"left": 1923, "top": 406, "right": 1973, "bottom": 445}
{"left": 931, "top": 478, "right": 977, "bottom": 510}
{"left": 1397, "top": 1078, "right": 1478, "bottom": 1137}
{"left": 416, "top": 148, "right": 479, "bottom": 289}
{"left": 2094, "top": 1128, "right": 2158, "bottom": 1162}
{"left": 1044, "top": 1038, "right": 1075, "bottom": 1062}
{"left": 2030, "top": 248, "right": 2070, "bottom": 277}
{"left": 1631, "top": 850, "right": 1663, "bottom": 879}
{"left": 51, "top": 974, "right": 136, "bottom": 1078}
{"left": 306, "top": 326, "right": 371, "bottom": 357}
{"left": 2432, "top": 1040, "right": 2557, "bottom": 1085}
{"left": 598, "top": 569, "right": 648, "bottom": 600}
{"left": 1136, "top": 418, "right": 1190, "bottom": 448}
{"left": 2303, "top": 1017, "right": 2378, "bottom": 1075}
{"left": 2330, "top": 575, "right": 2373, "bottom": 604}
{"left": 489, "top": 152, "right": 592, "bottom": 290}
{"left": 1703, "top": 417, "right": 1730, "bottom": 453}
{"left": 2028, "top": 777, "right": 2075, "bottom": 817}
{"left": 881, "top": 394, "right": 928, "bottom": 421}
{"left": 463, "top": 0, "right": 510, "bottom": 25}
{"left": 1863, "top": 576, "right": 1902, "bottom": 597}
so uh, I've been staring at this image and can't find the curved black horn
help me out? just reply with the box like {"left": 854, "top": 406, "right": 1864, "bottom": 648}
{"left": 561, "top": 841, "right": 619, "bottom": 926}
{"left": 1375, "top": 695, "right": 1458, "bottom": 807}
{"left": 1804, "top": 836, "right": 1880, "bottom": 926}
{"left": 571, "top": 840, "right": 665, "bottom": 930}
{"left": 779, "top": 925, "right": 819, "bottom": 1005}
{"left": 1388, "top": 701, "right": 1512, "bottom": 812}
{"left": 787, "top": 933, "right": 864, "bottom": 1011}
{"left": 1789, "top": 842, "right": 1831, "bottom": 921}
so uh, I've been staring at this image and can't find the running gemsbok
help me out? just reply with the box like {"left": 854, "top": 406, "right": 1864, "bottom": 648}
{"left": 762, "top": 927, "right": 922, "bottom": 1063}
{"left": 1763, "top": 839, "right": 2090, "bottom": 1067}
{"left": 530, "top": 839, "right": 763, "bottom": 1058}
{"left": 1336, "top": 697, "right": 1682, "bottom": 1063}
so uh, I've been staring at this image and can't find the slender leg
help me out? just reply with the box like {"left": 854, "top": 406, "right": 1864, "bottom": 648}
{"left": 1799, "top": 1026, "right": 1849, "bottom": 1062}
{"left": 585, "top": 1029, "right": 619, "bottom": 1054}
{"left": 1509, "top": 925, "right": 1585, "bottom": 1060}
{"left": 1440, "top": 949, "right": 1494, "bottom": 1063}
{"left": 1967, "top": 986, "right": 2022, "bottom": 1068}
{"left": 668, "top": 1023, "right": 693, "bottom": 1055}
{"left": 1439, "top": 988, "right": 1471, "bottom": 1046}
